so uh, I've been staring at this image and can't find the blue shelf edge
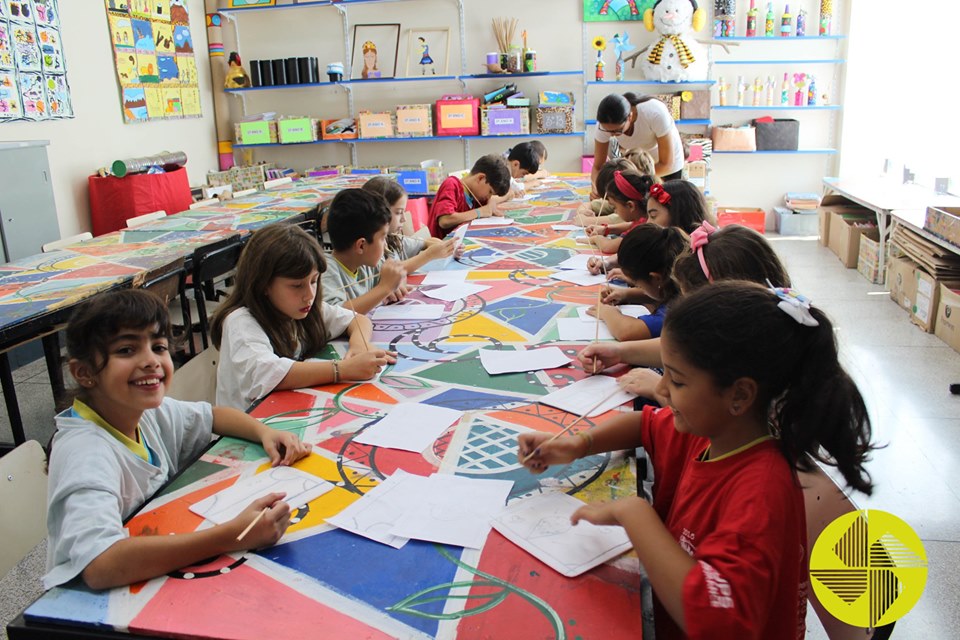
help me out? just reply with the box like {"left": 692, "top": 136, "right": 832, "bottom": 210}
{"left": 713, "top": 105, "right": 841, "bottom": 110}
{"left": 234, "top": 131, "right": 585, "bottom": 148}
{"left": 714, "top": 149, "right": 838, "bottom": 155}
{"left": 714, "top": 59, "right": 845, "bottom": 65}
{"left": 586, "top": 80, "right": 716, "bottom": 86}
{"left": 226, "top": 71, "right": 585, "bottom": 93}
{"left": 716, "top": 35, "right": 846, "bottom": 41}
{"left": 465, "top": 71, "right": 583, "bottom": 79}
{"left": 586, "top": 118, "right": 710, "bottom": 126}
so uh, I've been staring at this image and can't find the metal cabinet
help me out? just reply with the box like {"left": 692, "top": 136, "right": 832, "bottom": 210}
{"left": 0, "top": 140, "right": 60, "bottom": 262}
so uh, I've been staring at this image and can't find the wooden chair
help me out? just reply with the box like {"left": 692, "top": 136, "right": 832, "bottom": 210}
{"left": 190, "top": 235, "right": 244, "bottom": 350}
{"left": 189, "top": 198, "right": 219, "bottom": 210}
{"left": 0, "top": 441, "right": 48, "bottom": 577}
{"left": 141, "top": 257, "right": 193, "bottom": 358}
{"left": 41, "top": 232, "right": 93, "bottom": 253}
{"left": 166, "top": 347, "right": 218, "bottom": 405}
{"left": 801, "top": 464, "right": 895, "bottom": 639}
{"left": 125, "top": 210, "right": 167, "bottom": 228}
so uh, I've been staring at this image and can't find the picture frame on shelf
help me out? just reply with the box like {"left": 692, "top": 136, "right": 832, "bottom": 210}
{"left": 352, "top": 23, "right": 400, "bottom": 80}
{"left": 405, "top": 27, "right": 449, "bottom": 77}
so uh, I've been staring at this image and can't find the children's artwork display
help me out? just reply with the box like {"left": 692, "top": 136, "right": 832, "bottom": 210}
{"left": 0, "top": 0, "right": 73, "bottom": 121}
{"left": 105, "top": 0, "right": 202, "bottom": 123}
{"left": 351, "top": 23, "right": 400, "bottom": 80}
{"left": 405, "top": 27, "right": 449, "bottom": 77}
{"left": 583, "top": 0, "right": 654, "bottom": 21}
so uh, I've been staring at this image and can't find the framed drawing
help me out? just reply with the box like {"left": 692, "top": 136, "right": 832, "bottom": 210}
{"left": 583, "top": 0, "right": 654, "bottom": 21}
{"left": 405, "top": 27, "right": 449, "bottom": 77}
{"left": 351, "top": 23, "right": 400, "bottom": 80}
{"left": 226, "top": 0, "right": 276, "bottom": 7}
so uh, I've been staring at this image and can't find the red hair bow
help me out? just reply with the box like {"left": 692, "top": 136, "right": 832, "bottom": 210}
{"left": 649, "top": 183, "right": 671, "bottom": 205}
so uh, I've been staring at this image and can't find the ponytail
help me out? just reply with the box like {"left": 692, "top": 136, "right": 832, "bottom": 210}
{"left": 623, "top": 91, "right": 655, "bottom": 107}
{"left": 664, "top": 282, "right": 875, "bottom": 495}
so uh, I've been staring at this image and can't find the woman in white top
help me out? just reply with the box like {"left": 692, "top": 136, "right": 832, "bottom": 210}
{"left": 591, "top": 92, "right": 684, "bottom": 197}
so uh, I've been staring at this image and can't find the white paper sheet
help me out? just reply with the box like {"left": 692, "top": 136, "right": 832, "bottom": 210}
{"left": 325, "top": 470, "right": 422, "bottom": 549}
{"left": 538, "top": 375, "right": 636, "bottom": 417}
{"left": 556, "top": 317, "right": 613, "bottom": 341}
{"left": 557, "top": 255, "right": 593, "bottom": 270}
{"left": 189, "top": 465, "right": 335, "bottom": 524}
{"left": 576, "top": 305, "right": 651, "bottom": 322}
{"left": 470, "top": 217, "right": 515, "bottom": 227}
{"left": 420, "top": 283, "right": 491, "bottom": 302}
{"left": 371, "top": 303, "right": 446, "bottom": 320}
{"left": 479, "top": 347, "right": 571, "bottom": 375}
{"left": 551, "top": 224, "right": 581, "bottom": 231}
{"left": 492, "top": 492, "right": 633, "bottom": 577}
{"left": 352, "top": 402, "right": 463, "bottom": 452}
{"left": 421, "top": 270, "right": 468, "bottom": 285}
{"left": 390, "top": 474, "right": 514, "bottom": 549}
{"left": 549, "top": 271, "right": 607, "bottom": 286}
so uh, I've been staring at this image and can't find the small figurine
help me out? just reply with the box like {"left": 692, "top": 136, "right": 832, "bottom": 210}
{"left": 765, "top": 75, "right": 776, "bottom": 106}
{"left": 736, "top": 75, "right": 746, "bottom": 106}
{"left": 752, "top": 76, "right": 763, "bottom": 106}
{"left": 596, "top": 57, "right": 606, "bottom": 81}
{"left": 611, "top": 32, "right": 635, "bottom": 82}
{"left": 224, "top": 51, "right": 251, "bottom": 89}
{"left": 592, "top": 36, "right": 607, "bottom": 81}
{"left": 326, "top": 62, "right": 344, "bottom": 82}
{"left": 717, "top": 76, "right": 729, "bottom": 106}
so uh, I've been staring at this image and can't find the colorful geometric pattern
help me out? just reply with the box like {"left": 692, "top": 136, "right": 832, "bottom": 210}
{"left": 25, "top": 175, "right": 648, "bottom": 639}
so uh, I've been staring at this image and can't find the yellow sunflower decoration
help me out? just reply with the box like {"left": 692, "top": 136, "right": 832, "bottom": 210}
{"left": 592, "top": 36, "right": 607, "bottom": 51}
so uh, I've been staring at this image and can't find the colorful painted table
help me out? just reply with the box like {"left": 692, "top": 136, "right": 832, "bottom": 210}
{"left": 11, "top": 176, "right": 645, "bottom": 639}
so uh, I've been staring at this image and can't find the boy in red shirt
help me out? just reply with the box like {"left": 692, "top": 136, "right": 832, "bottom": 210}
{"left": 428, "top": 154, "right": 511, "bottom": 238}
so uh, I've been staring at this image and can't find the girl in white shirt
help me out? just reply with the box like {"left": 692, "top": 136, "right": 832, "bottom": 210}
{"left": 211, "top": 224, "right": 394, "bottom": 410}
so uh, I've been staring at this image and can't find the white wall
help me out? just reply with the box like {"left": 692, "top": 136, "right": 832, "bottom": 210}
{"left": 0, "top": 1, "right": 220, "bottom": 238}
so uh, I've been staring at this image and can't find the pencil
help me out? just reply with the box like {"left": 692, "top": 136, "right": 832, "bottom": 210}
{"left": 236, "top": 507, "right": 267, "bottom": 542}
{"left": 593, "top": 285, "right": 602, "bottom": 374}
{"left": 521, "top": 386, "right": 623, "bottom": 464}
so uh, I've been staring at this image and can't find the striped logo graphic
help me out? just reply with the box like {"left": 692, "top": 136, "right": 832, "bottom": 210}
{"left": 810, "top": 510, "right": 927, "bottom": 628}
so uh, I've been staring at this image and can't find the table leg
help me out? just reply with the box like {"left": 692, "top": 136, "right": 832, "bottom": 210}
{"left": 877, "top": 209, "right": 889, "bottom": 286}
{"left": 0, "top": 351, "right": 26, "bottom": 446}
{"left": 42, "top": 332, "right": 65, "bottom": 409}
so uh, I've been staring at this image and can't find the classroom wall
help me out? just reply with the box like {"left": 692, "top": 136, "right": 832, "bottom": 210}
{"left": 0, "top": 1, "right": 219, "bottom": 239}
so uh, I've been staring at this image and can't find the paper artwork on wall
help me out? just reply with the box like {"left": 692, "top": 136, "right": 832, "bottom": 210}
{"left": 106, "top": 0, "right": 202, "bottom": 123}
{"left": 0, "top": 0, "right": 73, "bottom": 121}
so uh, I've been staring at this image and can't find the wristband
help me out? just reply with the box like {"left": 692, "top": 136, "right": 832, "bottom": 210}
{"left": 602, "top": 224, "right": 609, "bottom": 235}
{"left": 476, "top": 208, "right": 481, "bottom": 220}
{"left": 332, "top": 360, "right": 340, "bottom": 384}
{"left": 577, "top": 430, "right": 594, "bottom": 456}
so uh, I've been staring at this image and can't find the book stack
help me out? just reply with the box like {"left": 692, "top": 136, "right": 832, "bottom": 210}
{"left": 784, "top": 192, "right": 822, "bottom": 211}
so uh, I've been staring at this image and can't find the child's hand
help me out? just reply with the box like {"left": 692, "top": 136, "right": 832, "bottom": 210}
{"left": 587, "top": 256, "right": 606, "bottom": 276}
{"left": 340, "top": 350, "right": 396, "bottom": 380}
{"left": 585, "top": 224, "right": 602, "bottom": 237}
{"left": 601, "top": 286, "right": 630, "bottom": 305}
{"left": 606, "top": 267, "right": 626, "bottom": 282}
{"left": 385, "top": 284, "right": 411, "bottom": 304}
{"left": 232, "top": 493, "right": 290, "bottom": 551}
{"left": 261, "top": 429, "right": 312, "bottom": 466}
{"left": 484, "top": 195, "right": 505, "bottom": 217}
{"left": 618, "top": 368, "right": 663, "bottom": 397}
{"left": 425, "top": 238, "right": 456, "bottom": 261}
{"left": 592, "top": 303, "right": 621, "bottom": 323}
{"left": 571, "top": 500, "right": 625, "bottom": 527}
{"left": 575, "top": 202, "right": 597, "bottom": 223}
{"left": 517, "top": 433, "right": 586, "bottom": 474}
{"left": 577, "top": 342, "right": 622, "bottom": 373}
{"left": 379, "top": 260, "right": 406, "bottom": 290}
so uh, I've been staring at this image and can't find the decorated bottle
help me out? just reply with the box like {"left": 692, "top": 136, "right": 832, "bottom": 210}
{"left": 807, "top": 76, "right": 817, "bottom": 105}
{"left": 780, "top": 72, "right": 789, "bottom": 105}
{"left": 765, "top": 75, "right": 776, "bottom": 105}
{"left": 765, "top": 3, "right": 775, "bottom": 37}
{"left": 746, "top": 0, "right": 758, "bottom": 37}
{"left": 780, "top": 4, "right": 793, "bottom": 37}
{"left": 819, "top": 0, "right": 832, "bottom": 35}
{"left": 796, "top": 9, "right": 807, "bottom": 37}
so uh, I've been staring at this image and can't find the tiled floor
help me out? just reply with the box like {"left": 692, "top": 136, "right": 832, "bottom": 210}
{"left": 1, "top": 236, "right": 957, "bottom": 638}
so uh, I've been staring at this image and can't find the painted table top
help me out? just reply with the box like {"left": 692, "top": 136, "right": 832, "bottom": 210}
{"left": 23, "top": 175, "right": 645, "bottom": 639}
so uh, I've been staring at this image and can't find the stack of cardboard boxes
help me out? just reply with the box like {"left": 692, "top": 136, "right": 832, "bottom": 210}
{"left": 817, "top": 195, "right": 879, "bottom": 276}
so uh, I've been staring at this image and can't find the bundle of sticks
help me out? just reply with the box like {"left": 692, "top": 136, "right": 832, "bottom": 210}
{"left": 492, "top": 17, "right": 519, "bottom": 52}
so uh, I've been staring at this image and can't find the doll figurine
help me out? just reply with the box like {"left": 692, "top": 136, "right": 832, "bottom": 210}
{"left": 224, "top": 52, "right": 251, "bottom": 89}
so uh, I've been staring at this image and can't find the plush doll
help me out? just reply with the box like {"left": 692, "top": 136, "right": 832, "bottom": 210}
{"left": 624, "top": 0, "right": 709, "bottom": 82}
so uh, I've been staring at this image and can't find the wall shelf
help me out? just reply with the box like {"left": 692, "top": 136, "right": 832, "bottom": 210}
{"left": 225, "top": 76, "right": 461, "bottom": 93}
{"left": 713, "top": 105, "right": 841, "bottom": 111}
{"left": 234, "top": 131, "right": 584, "bottom": 148}
{"left": 714, "top": 149, "right": 838, "bottom": 155}
{"left": 464, "top": 71, "right": 583, "bottom": 79}
{"left": 716, "top": 35, "right": 846, "bottom": 41}
{"left": 219, "top": 0, "right": 425, "bottom": 13}
{"left": 714, "top": 59, "right": 845, "bottom": 65}
{"left": 585, "top": 118, "right": 710, "bottom": 126}
{"left": 586, "top": 80, "right": 716, "bottom": 86}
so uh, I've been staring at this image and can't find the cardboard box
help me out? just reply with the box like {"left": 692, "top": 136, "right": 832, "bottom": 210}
{"left": 536, "top": 105, "right": 574, "bottom": 133}
{"left": 856, "top": 228, "right": 886, "bottom": 284}
{"left": 818, "top": 207, "right": 831, "bottom": 246}
{"left": 817, "top": 194, "right": 873, "bottom": 246}
{"left": 828, "top": 210, "right": 875, "bottom": 268}
{"left": 934, "top": 283, "right": 960, "bottom": 353}
{"left": 358, "top": 111, "right": 395, "bottom": 139}
{"left": 679, "top": 89, "right": 710, "bottom": 120}
{"left": 320, "top": 118, "right": 357, "bottom": 140}
{"left": 887, "top": 255, "right": 919, "bottom": 312}
{"left": 436, "top": 95, "right": 480, "bottom": 136}
{"left": 912, "top": 269, "right": 940, "bottom": 332}
{"left": 924, "top": 206, "right": 960, "bottom": 250}
{"left": 480, "top": 106, "right": 530, "bottom": 136}
{"left": 685, "top": 160, "right": 707, "bottom": 190}
{"left": 717, "top": 206, "right": 766, "bottom": 234}
{"left": 395, "top": 104, "right": 433, "bottom": 138}
{"left": 277, "top": 117, "right": 317, "bottom": 144}
{"left": 775, "top": 206, "right": 819, "bottom": 236}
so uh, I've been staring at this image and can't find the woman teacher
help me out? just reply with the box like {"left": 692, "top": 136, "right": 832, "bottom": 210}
{"left": 591, "top": 92, "right": 684, "bottom": 196}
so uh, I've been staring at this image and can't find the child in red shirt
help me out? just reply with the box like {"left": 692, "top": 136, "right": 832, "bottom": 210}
{"left": 428, "top": 154, "right": 511, "bottom": 239}
{"left": 520, "top": 281, "right": 875, "bottom": 640}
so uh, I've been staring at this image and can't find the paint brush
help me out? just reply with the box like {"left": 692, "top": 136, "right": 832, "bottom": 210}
{"left": 521, "top": 386, "right": 623, "bottom": 464}
{"left": 345, "top": 298, "right": 371, "bottom": 352}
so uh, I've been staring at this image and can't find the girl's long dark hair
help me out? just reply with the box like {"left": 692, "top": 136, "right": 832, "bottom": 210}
{"left": 362, "top": 176, "right": 407, "bottom": 257}
{"left": 673, "top": 224, "right": 791, "bottom": 292}
{"left": 617, "top": 224, "right": 687, "bottom": 304}
{"left": 655, "top": 179, "right": 712, "bottom": 234}
{"left": 664, "top": 281, "right": 875, "bottom": 494}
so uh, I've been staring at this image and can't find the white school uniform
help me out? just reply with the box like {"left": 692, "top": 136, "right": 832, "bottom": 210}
{"left": 216, "top": 305, "right": 354, "bottom": 410}
{"left": 44, "top": 398, "right": 214, "bottom": 589}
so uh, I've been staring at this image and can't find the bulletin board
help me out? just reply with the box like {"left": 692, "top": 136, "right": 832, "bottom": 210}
{"left": 105, "top": 0, "right": 201, "bottom": 123}
{"left": 0, "top": 0, "right": 73, "bottom": 121}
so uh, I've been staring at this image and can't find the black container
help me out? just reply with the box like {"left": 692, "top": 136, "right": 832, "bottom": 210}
{"left": 258, "top": 59, "right": 274, "bottom": 86}
{"left": 753, "top": 118, "right": 799, "bottom": 151}
{"left": 285, "top": 57, "right": 300, "bottom": 85}
{"left": 272, "top": 59, "right": 286, "bottom": 85}
{"left": 309, "top": 57, "right": 320, "bottom": 83}
{"left": 250, "top": 59, "right": 261, "bottom": 87}
{"left": 297, "top": 57, "right": 311, "bottom": 84}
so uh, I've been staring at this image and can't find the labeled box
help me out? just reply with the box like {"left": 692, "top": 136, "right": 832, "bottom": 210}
{"left": 358, "top": 111, "right": 395, "bottom": 139}
{"left": 395, "top": 104, "right": 433, "bottom": 138}
{"left": 278, "top": 117, "right": 318, "bottom": 144}
{"left": 481, "top": 106, "right": 530, "bottom": 136}
{"left": 235, "top": 120, "right": 278, "bottom": 145}
{"left": 935, "top": 283, "right": 960, "bottom": 353}
{"left": 887, "top": 255, "right": 919, "bottom": 312}
{"left": 924, "top": 206, "right": 960, "bottom": 250}
{"left": 716, "top": 206, "right": 766, "bottom": 234}
{"left": 436, "top": 95, "right": 480, "bottom": 136}
{"left": 536, "top": 105, "right": 574, "bottom": 133}
{"left": 320, "top": 118, "right": 357, "bottom": 140}
{"left": 828, "top": 209, "right": 875, "bottom": 268}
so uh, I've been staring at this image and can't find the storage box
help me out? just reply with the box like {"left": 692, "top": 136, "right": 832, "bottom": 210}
{"left": 712, "top": 125, "right": 756, "bottom": 152}
{"left": 395, "top": 104, "right": 433, "bottom": 138}
{"left": 320, "top": 118, "right": 357, "bottom": 140}
{"left": 887, "top": 255, "right": 919, "bottom": 312}
{"left": 716, "top": 206, "right": 766, "bottom": 234}
{"left": 775, "top": 206, "right": 819, "bottom": 236}
{"left": 278, "top": 117, "right": 318, "bottom": 144}
{"left": 582, "top": 156, "right": 595, "bottom": 174}
{"left": 679, "top": 90, "right": 711, "bottom": 120}
{"left": 392, "top": 167, "right": 429, "bottom": 194}
{"left": 235, "top": 120, "right": 278, "bottom": 145}
{"left": 856, "top": 228, "right": 887, "bottom": 284}
{"left": 912, "top": 269, "right": 940, "bottom": 333}
{"left": 653, "top": 94, "right": 681, "bottom": 120}
{"left": 358, "top": 111, "right": 395, "bottom": 139}
{"left": 685, "top": 160, "right": 707, "bottom": 189}
{"left": 828, "top": 210, "right": 875, "bottom": 268}
{"left": 436, "top": 95, "right": 480, "bottom": 136}
{"left": 88, "top": 167, "right": 193, "bottom": 236}
{"left": 481, "top": 106, "right": 530, "bottom": 136}
{"left": 924, "top": 206, "right": 960, "bottom": 250}
{"left": 753, "top": 118, "right": 799, "bottom": 151}
{"left": 817, "top": 195, "right": 873, "bottom": 247}
{"left": 419, "top": 159, "right": 445, "bottom": 192}
{"left": 536, "top": 105, "right": 574, "bottom": 133}
{"left": 934, "top": 283, "right": 960, "bottom": 353}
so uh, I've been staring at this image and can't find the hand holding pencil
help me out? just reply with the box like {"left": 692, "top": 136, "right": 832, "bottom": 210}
{"left": 517, "top": 431, "right": 589, "bottom": 474}
{"left": 234, "top": 492, "right": 290, "bottom": 546}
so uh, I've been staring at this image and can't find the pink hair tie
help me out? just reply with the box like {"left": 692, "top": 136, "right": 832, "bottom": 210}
{"left": 613, "top": 171, "right": 646, "bottom": 202}
{"left": 689, "top": 221, "right": 717, "bottom": 282}
{"left": 649, "top": 183, "right": 671, "bottom": 205}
